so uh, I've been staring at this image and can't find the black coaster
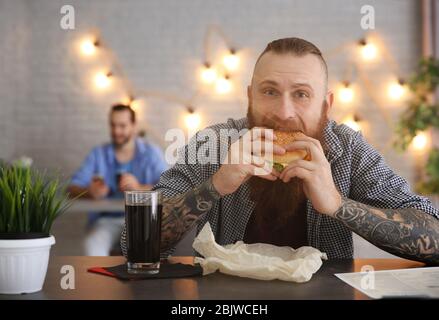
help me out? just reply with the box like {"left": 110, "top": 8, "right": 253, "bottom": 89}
{"left": 96, "top": 263, "right": 203, "bottom": 280}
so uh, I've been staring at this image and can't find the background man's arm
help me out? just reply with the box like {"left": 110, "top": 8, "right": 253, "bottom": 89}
{"left": 67, "top": 185, "right": 90, "bottom": 198}
{"left": 68, "top": 148, "right": 98, "bottom": 199}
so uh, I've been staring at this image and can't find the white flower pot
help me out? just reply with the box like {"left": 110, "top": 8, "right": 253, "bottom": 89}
{"left": 0, "top": 236, "right": 55, "bottom": 294}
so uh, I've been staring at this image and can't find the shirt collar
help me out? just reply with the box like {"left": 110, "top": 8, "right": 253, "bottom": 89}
{"left": 106, "top": 137, "right": 146, "bottom": 163}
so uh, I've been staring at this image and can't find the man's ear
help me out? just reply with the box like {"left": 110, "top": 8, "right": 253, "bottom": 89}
{"left": 324, "top": 90, "right": 334, "bottom": 116}
{"left": 247, "top": 85, "right": 252, "bottom": 100}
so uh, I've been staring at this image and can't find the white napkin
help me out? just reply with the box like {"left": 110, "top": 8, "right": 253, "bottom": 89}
{"left": 192, "top": 222, "right": 327, "bottom": 283}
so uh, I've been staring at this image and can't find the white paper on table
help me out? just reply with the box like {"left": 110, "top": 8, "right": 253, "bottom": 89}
{"left": 192, "top": 222, "right": 327, "bottom": 283}
{"left": 335, "top": 267, "right": 439, "bottom": 299}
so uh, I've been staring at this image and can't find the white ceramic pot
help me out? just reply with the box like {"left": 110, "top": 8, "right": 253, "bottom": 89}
{"left": 0, "top": 236, "right": 55, "bottom": 294}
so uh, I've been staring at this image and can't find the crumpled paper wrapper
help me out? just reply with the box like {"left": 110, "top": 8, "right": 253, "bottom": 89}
{"left": 192, "top": 222, "right": 327, "bottom": 283}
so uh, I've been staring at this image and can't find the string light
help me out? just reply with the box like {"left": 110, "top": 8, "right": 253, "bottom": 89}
{"left": 129, "top": 100, "right": 142, "bottom": 112}
{"left": 338, "top": 81, "right": 354, "bottom": 103}
{"left": 388, "top": 79, "right": 406, "bottom": 100}
{"left": 184, "top": 107, "right": 201, "bottom": 130}
{"left": 80, "top": 38, "right": 99, "bottom": 56}
{"left": 94, "top": 71, "right": 112, "bottom": 89}
{"left": 215, "top": 75, "right": 232, "bottom": 94}
{"left": 78, "top": 32, "right": 420, "bottom": 161}
{"left": 121, "top": 96, "right": 142, "bottom": 112}
{"left": 201, "top": 63, "right": 217, "bottom": 84}
{"left": 223, "top": 49, "right": 239, "bottom": 71}
{"left": 121, "top": 96, "right": 134, "bottom": 106}
{"left": 359, "top": 39, "right": 377, "bottom": 61}
{"left": 411, "top": 132, "right": 429, "bottom": 151}
{"left": 342, "top": 114, "right": 361, "bottom": 131}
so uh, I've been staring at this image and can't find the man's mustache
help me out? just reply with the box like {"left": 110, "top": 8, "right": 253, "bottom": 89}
{"left": 248, "top": 106, "right": 306, "bottom": 132}
{"left": 260, "top": 116, "right": 305, "bottom": 132}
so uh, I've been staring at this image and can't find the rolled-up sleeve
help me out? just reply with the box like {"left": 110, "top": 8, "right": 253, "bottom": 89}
{"left": 70, "top": 149, "right": 97, "bottom": 188}
{"left": 349, "top": 132, "right": 439, "bottom": 219}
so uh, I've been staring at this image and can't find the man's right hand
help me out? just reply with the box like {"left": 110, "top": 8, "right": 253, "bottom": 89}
{"left": 212, "top": 127, "right": 286, "bottom": 197}
{"left": 88, "top": 177, "right": 110, "bottom": 199}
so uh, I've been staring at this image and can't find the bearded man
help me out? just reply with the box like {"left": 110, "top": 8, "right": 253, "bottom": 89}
{"left": 69, "top": 104, "right": 168, "bottom": 256}
{"left": 121, "top": 37, "right": 439, "bottom": 263}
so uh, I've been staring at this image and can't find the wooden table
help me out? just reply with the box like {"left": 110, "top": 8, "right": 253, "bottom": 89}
{"left": 0, "top": 256, "right": 425, "bottom": 300}
{"left": 67, "top": 199, "right": 124, "bottom": 213}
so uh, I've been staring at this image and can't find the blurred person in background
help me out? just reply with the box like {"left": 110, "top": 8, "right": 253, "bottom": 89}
{"left": 68, "top": 104, "right": 168, "bottom": 256}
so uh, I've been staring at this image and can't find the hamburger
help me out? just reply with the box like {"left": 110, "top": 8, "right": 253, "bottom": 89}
{"left": 272, "top": 130, "right": 311, "bottom": 172}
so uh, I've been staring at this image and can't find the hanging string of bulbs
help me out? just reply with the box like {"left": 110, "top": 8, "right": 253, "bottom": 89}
{"left": 323, "top": 32, "right": 428, "bottom": 152}
{"left": 76, "top": 27, "right": 427, "bottom": 152}
{"left": 78, "top": 25, "right": 240, "bottom": 132}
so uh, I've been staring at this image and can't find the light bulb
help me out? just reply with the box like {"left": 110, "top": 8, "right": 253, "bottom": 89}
{"left": 412, "top": 132, "right": 428, "bottom": 151}
{"left": 223, "top": 50, "right": 239, "bottom": 71}
{"left": 129, "top": 99, "right": 142, "bottom": 112}
{"left": 121, "top": 96, "right": 134, "bottom": 106}
{"left": 201, "top": 64, "right": 217, "bottom": 84}
{"left": 81, "top": 39, "right": 97, "bottom": 56}
{"left": 121, "top": 96, "right": 143, "bottom": 113}
{"left": 184, "top": 112, "right": 201, "bottom": 130}
{"left": 360, "top": 42, "right": 377, "bottom": 61}
{"left": 388, "top": 80, "right": 405, "bottom": 100}
{"left": 94, "top": 72, "right": 112, "bottom": 89}
{"left": 215, "top": 76, "right": 232, "bottom": 94}
{"left": 338, "top": 83, "right": 354, "bottom": 103}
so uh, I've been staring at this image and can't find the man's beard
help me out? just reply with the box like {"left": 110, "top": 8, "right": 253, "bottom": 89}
{"left": 112, "top": 135, "right": 132, "bottom": 148}
{"left": 249, "top": 177, "right": 307, "bottom": 228}
{"left": 246, "top": 100, "right": 328, "bottom": 227}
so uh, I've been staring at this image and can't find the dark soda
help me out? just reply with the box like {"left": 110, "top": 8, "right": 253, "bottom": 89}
{"left": 125, "top": 204, "right": 162, "bottom": 263}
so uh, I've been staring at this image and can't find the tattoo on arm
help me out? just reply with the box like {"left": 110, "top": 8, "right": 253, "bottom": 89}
{"left": 160, "top": 176, "right": 221, "bottom": 251}
{"left": 333, "top": 198, "right": 439, "bottom": 264}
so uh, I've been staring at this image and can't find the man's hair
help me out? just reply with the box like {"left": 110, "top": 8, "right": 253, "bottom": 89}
{"left": 256, "top": 37, "right": 328, "bottom": 84}
{"left": 110, "top": 104, "right": 136, "bottom": 123}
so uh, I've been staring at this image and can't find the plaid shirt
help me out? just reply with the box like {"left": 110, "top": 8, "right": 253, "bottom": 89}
{"left": 121, "top": 117, "right": 439, "bottom": 259}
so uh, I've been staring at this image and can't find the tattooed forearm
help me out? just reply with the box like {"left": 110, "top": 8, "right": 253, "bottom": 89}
{"left": 333, "top": 198, "right": 439, "bottom": 265}
{"left": 160, "top": 176, "right": 221, "bottom": 251}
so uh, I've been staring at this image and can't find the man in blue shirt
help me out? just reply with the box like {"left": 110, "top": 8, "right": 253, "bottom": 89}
{"left": 68, "top": 104, "right": 168, "bottom": 256}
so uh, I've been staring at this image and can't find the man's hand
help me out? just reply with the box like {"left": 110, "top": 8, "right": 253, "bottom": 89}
{"left": 119, "top": 173, "right": 142, "bottom": 191}
{"left": 279, "top": 135, "right": 342, "bottom": 215}
{"left": 89, "top": 177, "right": 110, "bottom": 199}
{"left": 212, "top": 127, "right": 285, "bottom": 196}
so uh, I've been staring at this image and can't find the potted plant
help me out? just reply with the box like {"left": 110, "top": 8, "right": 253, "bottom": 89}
{"left": 395, "top": 57, "right": 439, "bottom": 204}
{"left": 0, "top": 163, "right": 75, "bottom": 294}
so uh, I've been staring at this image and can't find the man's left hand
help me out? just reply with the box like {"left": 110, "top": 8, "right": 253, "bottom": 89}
{"left": 279, "top": 135, "right": 342, "bottom": 216}
{"left": 119, "top": 173, "right": 141, "bottom": 191}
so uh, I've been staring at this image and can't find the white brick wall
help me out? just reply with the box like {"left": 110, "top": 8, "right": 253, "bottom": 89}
{"left": 0, "top": 0, "right": 421, "bottom": 182}
{"left": 0, "top": 0, "right": 425, "bottom": 257}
